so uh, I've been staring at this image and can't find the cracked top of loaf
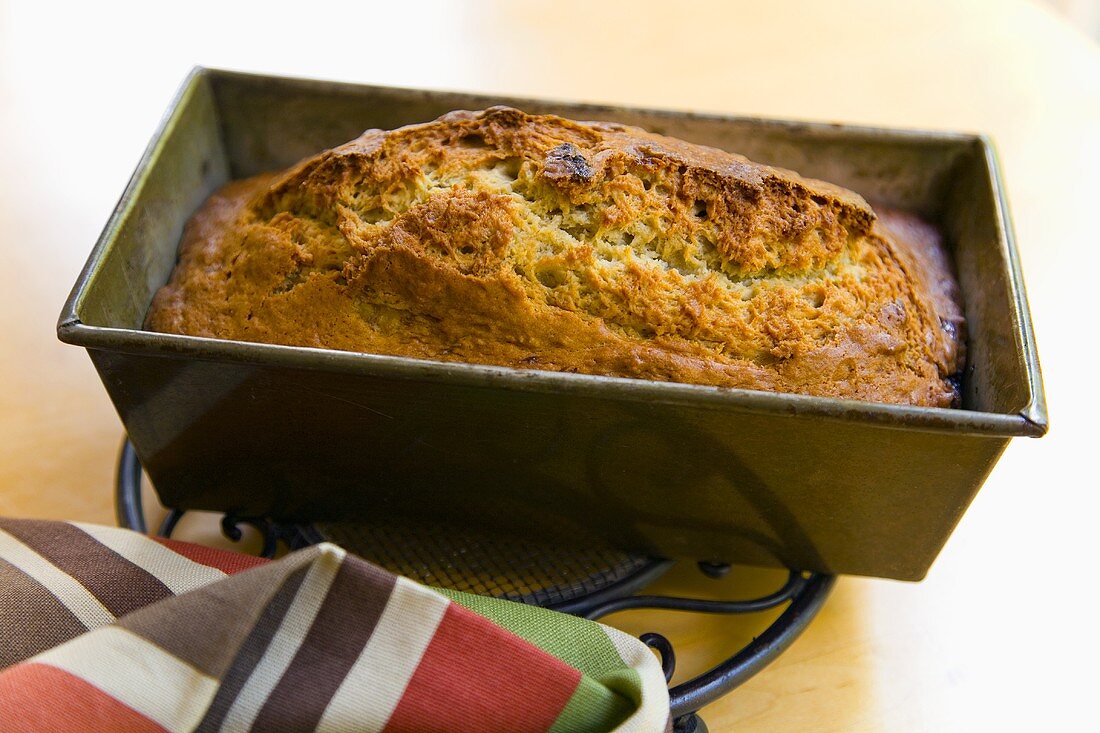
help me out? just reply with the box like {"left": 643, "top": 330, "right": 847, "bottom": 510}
{"left": 145, "top": 106, "right": 965, "bottom": 407}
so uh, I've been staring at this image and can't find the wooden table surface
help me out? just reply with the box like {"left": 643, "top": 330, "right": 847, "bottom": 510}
{"left": 2, "top": 1, "right": 1097, "bottom": 730}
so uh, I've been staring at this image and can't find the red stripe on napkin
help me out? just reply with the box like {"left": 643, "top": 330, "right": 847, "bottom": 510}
{"left": 152, "top": 537, "right": 270, "bottom": 575}
{"left": 384, "top": 603, "right": 581, "bottom": 733}
{"left": 0, "top": 662, "right": 167, "bottom": 733}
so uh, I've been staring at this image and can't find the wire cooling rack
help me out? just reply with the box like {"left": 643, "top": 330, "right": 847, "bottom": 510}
{"left": 116, "top": 439, "right": 833, "bottom": 732}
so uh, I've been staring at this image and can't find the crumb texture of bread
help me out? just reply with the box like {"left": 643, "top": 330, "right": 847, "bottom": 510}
{"left": 146, "top": 107, "right": 964, "bottom": 407}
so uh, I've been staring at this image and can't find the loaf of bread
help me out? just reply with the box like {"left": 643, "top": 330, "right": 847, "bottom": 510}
{"left": 146, "top": 107, "right": 965, "bottom": 407}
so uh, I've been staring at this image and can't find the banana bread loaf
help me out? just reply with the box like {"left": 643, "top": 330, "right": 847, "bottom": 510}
{"left": 145, "top": 107, "right": 965, "bottom": 407}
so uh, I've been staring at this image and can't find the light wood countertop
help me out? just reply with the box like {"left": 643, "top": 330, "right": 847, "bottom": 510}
{"left": 2, "top": 1, "right": 1097, "bottom": 729}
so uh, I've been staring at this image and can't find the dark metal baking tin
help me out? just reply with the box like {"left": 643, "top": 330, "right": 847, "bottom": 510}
{"left": 58, "top": 68, "right": 1046, "bottom": 581}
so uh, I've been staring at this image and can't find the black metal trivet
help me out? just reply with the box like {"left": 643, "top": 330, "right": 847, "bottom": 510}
{"left": 117, "top": 439, "right": 834, "bottom": 733}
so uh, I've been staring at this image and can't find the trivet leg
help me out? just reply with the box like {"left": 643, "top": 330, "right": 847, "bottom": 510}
{"left": 674, "top": 712, "right": 707, "bottom": 733}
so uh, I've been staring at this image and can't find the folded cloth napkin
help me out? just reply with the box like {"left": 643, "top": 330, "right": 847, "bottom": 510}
{"left": 0, "top": 518, "right": 669, "bottom": 733}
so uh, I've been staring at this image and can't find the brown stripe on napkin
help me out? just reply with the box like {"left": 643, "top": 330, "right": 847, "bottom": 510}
{"left": 0, "top": 558, "right": 87, "bottom": 669}
{"left": 0, "top": 519, "right": 171, "bottom": 616}
{"left": 251, "top": 557, "right": 398, "bottom": 730}
{"left": 192, "top": 565, "right": 310, "bottom": 733}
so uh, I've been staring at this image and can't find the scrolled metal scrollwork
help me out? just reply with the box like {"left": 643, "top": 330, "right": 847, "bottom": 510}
{"left": 640, "top": 632, "right": 676, "bottom": 683}
{"left": 583, "top": 565, "right": 833, "bottom": 724}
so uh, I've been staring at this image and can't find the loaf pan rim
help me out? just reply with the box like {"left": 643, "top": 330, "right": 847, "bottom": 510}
{"left": 200, "top": 65, "right": 991, "bottom": 145}
{"left": 57, "top": 319, "right": 1045, "bottom": 438}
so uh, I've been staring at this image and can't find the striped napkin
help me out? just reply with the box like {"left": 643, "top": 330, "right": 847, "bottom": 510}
{"left": 0, "top": 518, "right": 669, "bottom": 732}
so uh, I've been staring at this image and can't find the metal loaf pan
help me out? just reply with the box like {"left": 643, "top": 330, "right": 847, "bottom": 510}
{"left": 58, "top": 68, "right": 1046, "bottom": 580}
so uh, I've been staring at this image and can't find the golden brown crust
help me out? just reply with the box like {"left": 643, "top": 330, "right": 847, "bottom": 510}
{"left": 146, "top": 107, "right": 964, "bottom": 406}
